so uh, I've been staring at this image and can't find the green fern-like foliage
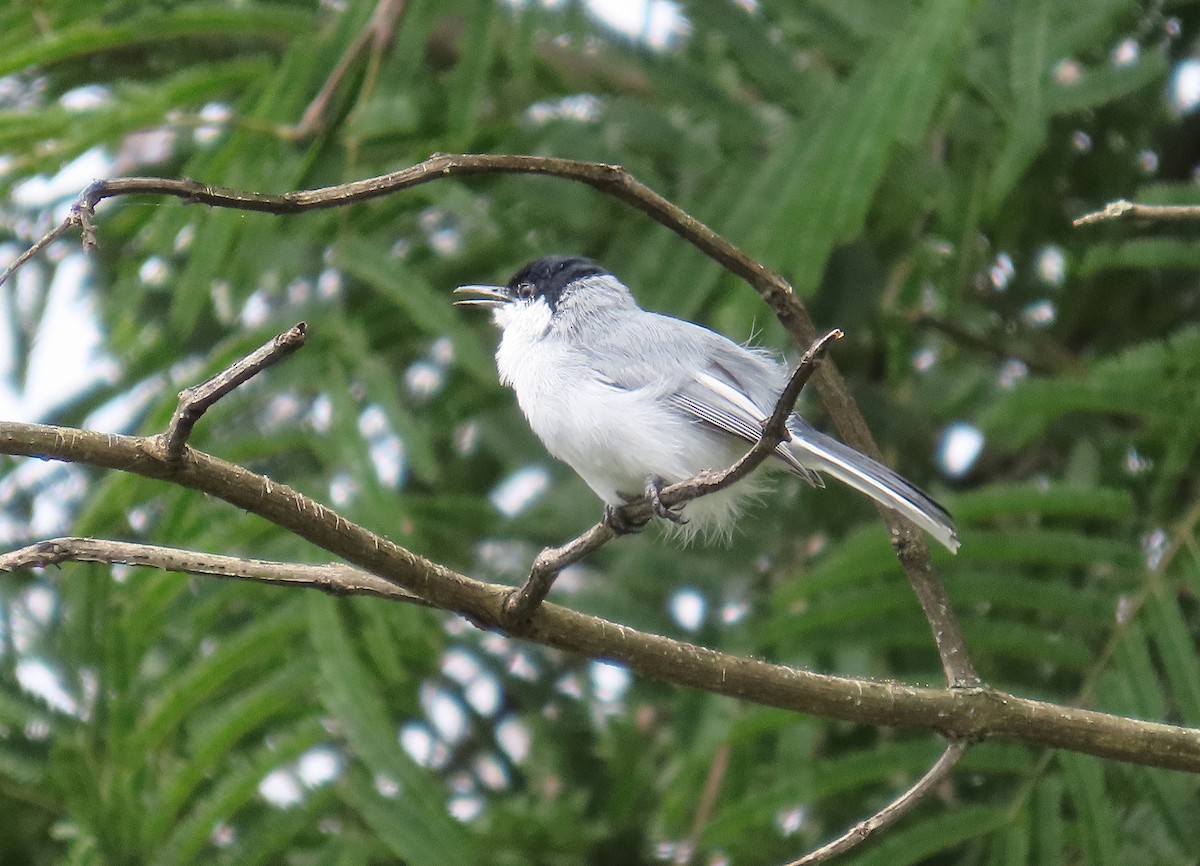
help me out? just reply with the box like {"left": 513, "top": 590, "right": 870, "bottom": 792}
{"left": 1, "top": 1, "right": 1199, "bottom": 864}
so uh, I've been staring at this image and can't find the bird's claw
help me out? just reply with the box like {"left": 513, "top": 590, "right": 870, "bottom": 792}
{"left": 644, "top": 476, "right": 687, "bottom": 525}
{"left": 604, "top": 503, "right": 650, "bottom": 535}
{"left": 603, "top": 477, "right": 687, "bottom": 534}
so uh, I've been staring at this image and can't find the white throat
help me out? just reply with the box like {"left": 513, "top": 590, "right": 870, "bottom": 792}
{"left": 493, "top": 298, "right": 556, "bottom": 388}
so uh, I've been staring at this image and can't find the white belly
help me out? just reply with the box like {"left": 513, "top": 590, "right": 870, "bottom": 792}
{"left": 496, "top": 330, "right": 764, "bottom": 540}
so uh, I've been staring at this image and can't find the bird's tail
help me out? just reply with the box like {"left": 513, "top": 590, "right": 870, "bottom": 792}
{"left": 786, "top": 426, "right": 960, "bottom": 553}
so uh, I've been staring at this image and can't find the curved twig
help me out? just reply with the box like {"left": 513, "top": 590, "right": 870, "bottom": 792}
{"left": 786, "top": 741, "right": 968, "bottom": 865}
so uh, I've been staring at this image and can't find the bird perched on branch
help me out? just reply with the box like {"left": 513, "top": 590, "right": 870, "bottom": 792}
{"left": 456, "top": 255, "right": 959, "bottom": 553}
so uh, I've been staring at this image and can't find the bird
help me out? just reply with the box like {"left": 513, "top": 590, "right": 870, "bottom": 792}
{"left": 455, "top": 255, "right": 959, "bottom": 553}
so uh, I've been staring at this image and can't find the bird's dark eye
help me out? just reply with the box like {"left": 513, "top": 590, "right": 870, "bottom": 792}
{"left": 516, "top": 282, "right": 534, "bottom": 299}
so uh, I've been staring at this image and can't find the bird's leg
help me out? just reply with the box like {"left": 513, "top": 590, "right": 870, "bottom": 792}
{"left": 643, "top": 475, "right": 687, "bottom": 525}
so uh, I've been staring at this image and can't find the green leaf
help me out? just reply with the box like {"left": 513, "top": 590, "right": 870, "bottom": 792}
{"left": 1060, "top": 753, "right": 1120, "bottom": 866}
{"left": 989, "top": 801, "right": 1031, "bottom": 866}
{"left": 951, "top": 571, "right": 1115, "bottom": 622}
{"left": 953, "top": 483, "right": 1133, "bottom": 523}
{"left": 446, "top": 0, "right": 500, "bottom": 147}
{"left": 1047, "top": 50, "right": 1170, "bottom": 116}
{"left": 1098, "top": 621, "right": 1168, "bottom": 721}
{"left": 143, "top": 661, "right": 314, "bottom": 847}
{"left": 953, "top": 529, "right": 1139, "bottom": 570}
{"left": 331, "top": 236, "right": 495, "bottom": 381}
{"left": 986, "top": 0, "right": 1050, "bottom": 211}
{"left": 760, "top": 0, "right": 971, "bottom": 293}
{"left": 1079, "top": 239, "right": 1200, "bottom": 276}
{"left": 1145, "top": 588, "right": 1200, "bottom": 725}
{"left": 154, "top": 718, "right": 328, "bottom": 866}
{"left": 306, "top": 595, "right": 475, "bottom": 865}
{"left": 132, "top": 599, "right": 307, "bottom": 756}
{"left": 0, "top": 5, "right": 310, "bottom": 77}
{"left": 1031, "top": 775, "right": 1065, "bottom": 866}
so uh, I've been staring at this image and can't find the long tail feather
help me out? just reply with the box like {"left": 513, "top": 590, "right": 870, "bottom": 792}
{"left": 787, "top": 428, "right": 960, "bottom": 553}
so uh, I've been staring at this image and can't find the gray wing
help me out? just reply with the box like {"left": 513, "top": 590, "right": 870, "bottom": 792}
{"left": 584, "top": 311, "right": 960, "bottom": 552}
{"left": 670, "top": 352, "right": 825, "bottom": 487}
{"left": 592, "top": 312, "right": 824, "bottom": 486}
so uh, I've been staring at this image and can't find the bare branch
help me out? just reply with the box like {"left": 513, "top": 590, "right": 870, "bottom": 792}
{"left": 787, "top": 741, "right": 968, "bottom": 866}
{"left": 1073, "top": 199, "right": 1200, "bottom": 226}
{"left": 160, "top": 322, "right": 307, "bottom": 461}
{"left": 2, "top": 420, "right": 1199, "bottom": 771}
{"left": 0, "top": 536, "right": 430, "bottom": 606}
{"left": 0, "top": 216, "right": 77, "bottom": 288}
{"left": 0, "top": 194, "right": 102, "bottom": 287}
{"left": 898, "top": 547, "right": 977, "bottom": 687}
{"left": 0, "top": 152, "right": 975, "bottom": 684}
{"left": 504, "top": 329, "right": 843, "bottom": 622}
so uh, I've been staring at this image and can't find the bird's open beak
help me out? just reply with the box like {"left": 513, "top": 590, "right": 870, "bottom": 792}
{"left": 453, "top": 285, "right": 510, "bottom": 308}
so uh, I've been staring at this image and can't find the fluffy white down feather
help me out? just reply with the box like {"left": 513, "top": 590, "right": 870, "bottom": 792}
{"left": 482, "top": 267, "right": 958, "bottom": 551}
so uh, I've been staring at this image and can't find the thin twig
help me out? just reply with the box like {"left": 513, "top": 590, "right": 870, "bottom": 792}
{"left": 669, "top": 329, "right": 844, "bottom": 501}
{"left": 0, "top": 217, "right": 76, "bottom": 288}
{"left": 280, "top": 0, "right": 405, "bottom": 140}
{"left": 676, "top": 742, "right": 732, "bottom": 866}
{"left": 1073, "top": 199, "right": 1200, "bottom": 226}
{"left": 160, "top": 322, "right": 307, "bottom": 461}
{"left": 503, "top": 329, "right": 842, "bottom": 623}
{"left": 0, "top": 151, "right": 976, "bottom": 685}
{"left": 786, "top": 740, "right": 968, "bottom": 865}
{"left": 0, "top": 196, "right": 100, "bottom": 287}
{"left": 0, "top": 536, "right": 431, "bottom": 606}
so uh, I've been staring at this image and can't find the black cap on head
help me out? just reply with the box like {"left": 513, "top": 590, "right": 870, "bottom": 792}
{"left": 507, "top": 255, "right": 607, "bottom": 310}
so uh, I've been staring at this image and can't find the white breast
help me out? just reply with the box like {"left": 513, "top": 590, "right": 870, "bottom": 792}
{"left": 491, "top": 299, "right": 768, "bottom": 541}
{"left": 503, "top": 330, "right": 745, "bottom": 513}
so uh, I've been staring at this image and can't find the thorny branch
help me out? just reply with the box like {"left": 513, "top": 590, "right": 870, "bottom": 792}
{"left": 503, "top": 328, "right": 843, "bottom": 622}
